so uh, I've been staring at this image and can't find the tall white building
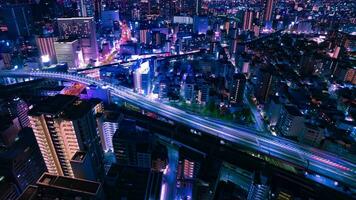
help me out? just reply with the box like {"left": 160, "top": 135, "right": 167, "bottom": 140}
{"left": 133, "top": 61, "right": 151, "bottom": 95}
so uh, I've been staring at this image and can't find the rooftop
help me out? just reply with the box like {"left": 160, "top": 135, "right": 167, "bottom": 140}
{"left": 37, "top": 173, "right": 101, "bottom": 195}
{"left": 71, "top": 151, "right": 86, "bottom": 162}
{"left": 29, "top": 95, "right": 78, "bottom": 116}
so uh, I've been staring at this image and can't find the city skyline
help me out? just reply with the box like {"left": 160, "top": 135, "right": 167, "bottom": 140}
{"left": 0, "top": 0, "right": 355, "bottom": 200}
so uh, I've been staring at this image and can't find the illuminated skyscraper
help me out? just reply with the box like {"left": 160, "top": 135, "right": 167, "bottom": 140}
{"left": 29, "top": 95, "right": 104, "bottom": 179}
{"left": 263, "top": 0, "right": 274, "bottom": 23}
{"left": 243, "top": 10, "right": 254, "bottom": 31}
{"left": 133, "top": 61, "right": 151, "bottom": 95}
{"left": 35, "top": 36, "right": 58, "bottom": 63}
{"left": 101, "top": 114, "right": 120, "bottom": 152}
{"left": 57, "top": 17, "right": 99, "bottom": 63}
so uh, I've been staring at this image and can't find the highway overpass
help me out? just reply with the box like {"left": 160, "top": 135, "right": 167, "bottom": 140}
{"left": 1, "top": 70, "right": 355, "bottom": 193}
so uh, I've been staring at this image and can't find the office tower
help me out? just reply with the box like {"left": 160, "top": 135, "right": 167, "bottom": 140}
{"left": 263, "top": 0, "right": 274, "bottom": 23}
{"left": 28, "top": 95, "right": 104, "bottom": 179}
{"left": 17, "top": 173, "right": 104, "bottom": 200}
{"left": 229, "top": 73, "right": 246, "bottom": 104}
{"left": 35, "top": 36, "right": 58, "bottom": 63}
{"left": 0, "top": 4, "right": 32, "bottom": 38}
{"left": 133, "top": 61, "right": 151, "bottom": 95}
{"left": 276, "top": 105, "right": 304, "bottom": 137}
{"left": 57, "top": 17, "right": 99, "bottom": 63}
{"left": 54, "top": 39, "right": 81, "bottom": 69}
{"left": 113, "top": 119, "right": 153, "bottom": 169}
{"left": 0, "top": 128, "right": 47, "bottom": 192}
{"left": 243, "top": 10, "right": 254, "bottom": 31}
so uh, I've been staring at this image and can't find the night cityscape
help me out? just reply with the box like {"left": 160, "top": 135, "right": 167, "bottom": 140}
{"left": 0, "top": 0, "right": 355, "bottom": 199}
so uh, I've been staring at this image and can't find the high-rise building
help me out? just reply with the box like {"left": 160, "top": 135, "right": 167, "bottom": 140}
{"left": 101, "top": 114, "right": 121, "bottom": 152}
{"left": 0, "top": 128, "right": 46, "bottom": 192}
{"left": 113, "top": 119, "right": 153, "bottom": 169}
{"left": 133, "top": 61, "right": 152, "bottom": 95}
{"left": 57, "top": 17, "right": 98, "bottom": 63}
{"left": 0, "top": 4, "right": 33, "bottom": 38}
{"left": 17, "top": 173, "right": 104, "bottom": 200}
{"left": 229, "top": 73, "right": 246, "bottom": 104}
{"left": 54, "top": 39, "right": 81, "bottom": 69}
{"left": 35, "top": 36, "right": 58, "bottom": 63}
{"left": 243, "top": 10, "right": 254, "bottom": 31}
{"left": 6, "top": 97, "right": 31, "bottom": 129}
{"left": 28, "top": 95, "right": 104, "bottom": 179}
{"left": 263, "top": 0, "right": 274, "bottom": 24}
